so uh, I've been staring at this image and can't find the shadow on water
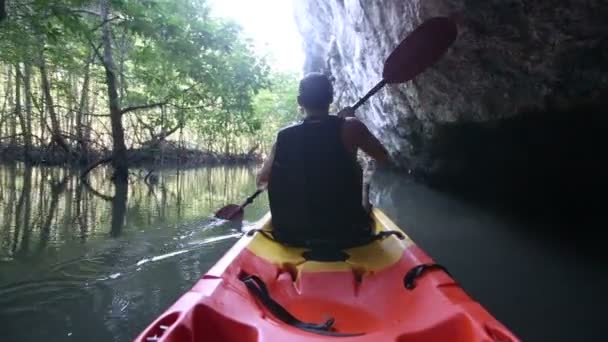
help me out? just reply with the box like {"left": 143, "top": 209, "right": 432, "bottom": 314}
{"left": 371, "top": 169, "right": 607, "bottom": 342}
{"left": 0, "top": 163, "right": 268, "bottom": 342}
{"left": 417, "top": 105, "right": 608, "bottom": 261}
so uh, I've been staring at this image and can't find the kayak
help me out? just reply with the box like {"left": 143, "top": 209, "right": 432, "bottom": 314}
{"left": 134, "top": 208, "right": 519, "bottom": 342}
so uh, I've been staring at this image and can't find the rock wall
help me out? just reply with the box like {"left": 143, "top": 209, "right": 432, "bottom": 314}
{"left": 294, "top": 0, "right": 608, "bottom": 207}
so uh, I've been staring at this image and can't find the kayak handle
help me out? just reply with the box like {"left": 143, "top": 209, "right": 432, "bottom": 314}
{"left": 404, "top": 264, "right": 452, "bottom": 290}
{"left": 240, "top": 274, "right": 365, "bottom": 337}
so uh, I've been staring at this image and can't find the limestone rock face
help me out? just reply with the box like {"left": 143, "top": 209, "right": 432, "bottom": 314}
{"left": 294, "top": 0, "right": 608, "bottom": 198}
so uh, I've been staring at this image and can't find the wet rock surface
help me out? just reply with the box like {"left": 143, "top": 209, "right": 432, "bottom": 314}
{"left": 294, "top": 0, "right": 608, "bottom": 209}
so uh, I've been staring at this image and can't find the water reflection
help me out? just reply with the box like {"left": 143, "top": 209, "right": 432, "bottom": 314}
{"left": 0, "top": 164, "right": 265, "bottom": 259}
{"left": 0, "top": 163, "right": 267, "bottom": 342}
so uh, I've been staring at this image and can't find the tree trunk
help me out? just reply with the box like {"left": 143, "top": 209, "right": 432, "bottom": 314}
{"left": 39, "top": 56, "right": 70, "bottom": 153}
{"left": 223, "top": 117, "right": 229, "bottom": 156}
{"left": 77, "top": 55, "right": 93, "bottom": 163}
{"left": 85, "top": 87, "right": 95, "bottom": 150}
{"left": 119, "top": 42, "right": 125, "bottom": 100}
{"left": 0, "top": 65, "right": 11, "bottom": 138}
{"left": 24, "top": 63, "right": 33, "bottom": 152}
{"left": 67, "top": 74, "right": 75, "bottom": 137}
{"left": 39, "top": 76, "right": 46, "bottom": 143}
{"left": 6, "top": 65, "right": 15, "bottom": 144}
{"left": 15, "top": 64, "right": 32, "bottom": 162}
{"left": 101, "top": 0, "right": 128, "bottom": 181}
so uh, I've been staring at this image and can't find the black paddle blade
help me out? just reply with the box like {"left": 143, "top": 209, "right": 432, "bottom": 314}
{"left": 214, "top": 204, "right": 244, "bottom": 221}
{"left": 383, "top": 16, "right": 458, "bottom": 84}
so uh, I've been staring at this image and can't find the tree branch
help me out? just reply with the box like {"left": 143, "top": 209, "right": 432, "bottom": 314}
{"left": 85, "top": 35, "right": 105, "bottom": 68}
{"left": 60, "top": 131, "right": 107, "bottom": 151}
{"left": 85, "top": 112, "right": 111, "bottom": 117}
{"left": 161, "top": 124, "right": 181, "bottom": 141}
{"left": 81, "top": 177, "right": 113, "bottom": 202}
{"left": 90, "top": 16, "right": 123, "bottom": 33}
{"left": 120, "top": 101, "right": 167, "bottom": 115}
{"left": 48, "top": 104, "right": 109, "bottom": 117}
{"left": 81, "top": 156, "right": 113, "bottom": 178}
{"left": 134, "top": 115, "right": 156, "bottom": 138}
{"left": 127, "top": 114, "right": 145, "bottom": 146}
{"left": 68, "top": 8, "right": 102, "bottom": 17}
{"left": 91, "top": 116, "right": 113, "bottom": 137}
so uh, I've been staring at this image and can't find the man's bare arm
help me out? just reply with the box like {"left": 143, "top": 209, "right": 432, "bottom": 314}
{"left": 346, "top": 118, "right": 390, "bottom": 165}
{"left": 338, "top": 106, "right": 390, "bottom": 164}
{"left": 256, "top": 142, "right": 275, "bottom": 189}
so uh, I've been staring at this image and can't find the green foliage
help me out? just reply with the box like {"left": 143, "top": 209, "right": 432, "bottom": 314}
{"left": 0, "top": 0, "right": 300, "bottom": 158}
{"left": 252, "top": 71, "right": 301, "bottom": 153}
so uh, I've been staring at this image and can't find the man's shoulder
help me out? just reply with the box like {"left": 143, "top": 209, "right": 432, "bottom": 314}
{"left": 276, "top": 120, "right": 304, "bottom": 139}
{"left": 342, "top": 117, "right": 368, "bottom": 134}
{"left": 278, "top": 120, "right": 301, "bottom": 132}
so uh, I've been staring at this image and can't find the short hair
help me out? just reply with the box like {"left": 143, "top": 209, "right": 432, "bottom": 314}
{"left": 298, "top": 72, "right": 333, "bottom": 110}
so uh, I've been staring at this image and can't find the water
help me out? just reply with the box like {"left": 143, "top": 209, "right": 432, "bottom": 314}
{"left": 0, "top": 164, "right": 268, "bottom": 342}
{"left": 371, "top": 169, "right": 607, "bottom": 342}
{"left": 1, "top": 164, "right": 605, "bottom": 341}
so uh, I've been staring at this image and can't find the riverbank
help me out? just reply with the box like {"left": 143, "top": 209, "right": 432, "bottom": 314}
{"left": 0, "top": 142, "right": 262, "bottom": 168}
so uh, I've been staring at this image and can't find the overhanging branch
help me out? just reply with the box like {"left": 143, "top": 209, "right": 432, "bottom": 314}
{"left": 90, "top": 16, "right": 122, "bottom": 33}
{"left": 85, "top": 35, "right": 105, "bottom": 68}
{"left": 81, "top": 156, "right": 113, "bottom": 178}
{"left": 120, "top": 101, "right": 167, "bottom": 115}
{"left": 81, "top": 177, "right": 113, "bottom": 202}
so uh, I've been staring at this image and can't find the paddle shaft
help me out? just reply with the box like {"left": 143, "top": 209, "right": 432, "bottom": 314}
{"left": 241, "top": 189, "right": 264, "bottom": 208}
{"left": 352, "top": 79, "right": 387, "bottom": 111}
{"left": 351, "top": 17, "right": 458, "bottom": 111}
{"left": 214, "top": 189, "right": 264, "bottom": 220}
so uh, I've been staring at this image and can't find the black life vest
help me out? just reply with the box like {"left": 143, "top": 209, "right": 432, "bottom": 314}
{"left": 267, "top": 115, "right": 372, "bottom": 248}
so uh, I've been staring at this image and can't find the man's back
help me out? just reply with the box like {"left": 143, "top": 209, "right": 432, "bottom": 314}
{"left": 256, "top": 72, "right": 389, "bottom": 248}
{"left": 267, "top": 115, "right": 372, "bottom": 247}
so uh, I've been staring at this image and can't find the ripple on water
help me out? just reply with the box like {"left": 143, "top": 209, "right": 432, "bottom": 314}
{"left": 49, "top": 255, "right": 109, "bottom": 281}
{"left": 0, "top": 165, "right": 268, "bottom": 342}
{"left": 0, "top": 277, "right": 112, "bottom": 314}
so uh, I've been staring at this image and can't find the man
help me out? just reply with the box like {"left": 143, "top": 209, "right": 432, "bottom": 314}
{"left": 257, "top": 72, "right": 390, "bottom": 248}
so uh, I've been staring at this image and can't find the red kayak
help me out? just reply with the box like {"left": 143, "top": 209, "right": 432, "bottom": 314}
{"left": 134, "top": 208, "right": 519, "bottom": 341}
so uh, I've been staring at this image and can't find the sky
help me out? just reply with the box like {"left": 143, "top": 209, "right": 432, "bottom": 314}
{"left": 208, "top": 0, "right": 305, "bottom": 73}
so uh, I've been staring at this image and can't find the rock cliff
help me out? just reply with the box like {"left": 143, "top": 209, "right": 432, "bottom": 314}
{"left": 294, "top": 0, "right": 608, "bottom": 208}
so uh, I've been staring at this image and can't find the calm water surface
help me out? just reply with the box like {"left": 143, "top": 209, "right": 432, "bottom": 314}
{"left": 0, "top": 164, "right": 267, "bottom": 341}
{"left": 1, "top": 164, "right": 605, "bottom": 342}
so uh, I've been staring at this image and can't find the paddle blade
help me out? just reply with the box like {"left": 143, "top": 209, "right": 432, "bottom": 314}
{"left": 214, "top": 204, "right": 244, "bottom": 221}
{"left": 383, "top": 16, "right": 458, "bottom": 83}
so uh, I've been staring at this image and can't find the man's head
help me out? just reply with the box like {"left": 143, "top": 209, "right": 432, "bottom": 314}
{"left": 297, "top": 72, "right": 333, "bottom": 114}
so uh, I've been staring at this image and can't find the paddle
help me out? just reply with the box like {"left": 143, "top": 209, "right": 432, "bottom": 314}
{"left": 214, "top": 189, "right": 264, "bottom": 221}
{"left": 214, "top": 16, "right": 458, "bottom": 221}
{"left": 352, "top": 16, "right": 458, "bottom": 110}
